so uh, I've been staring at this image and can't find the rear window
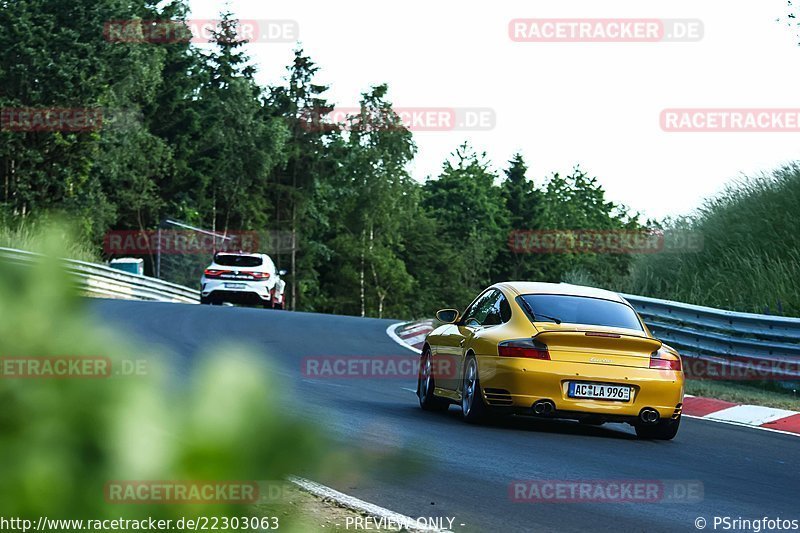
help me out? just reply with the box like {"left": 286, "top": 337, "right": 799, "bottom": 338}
{"left": 517, "top": 294, "right": 643, "bottom": 331}
{"left": 213, "top": 254, "right": 263, "bottom": 267}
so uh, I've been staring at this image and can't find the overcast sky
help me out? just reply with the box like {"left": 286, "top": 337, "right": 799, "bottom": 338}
{"left": 188, "top": 0, "right": 800, "bottom": 220}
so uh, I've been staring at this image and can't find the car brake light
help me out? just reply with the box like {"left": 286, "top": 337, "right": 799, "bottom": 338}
{"left": 248, "top": 271, "right": 270, "bottom": 279}
{"left": 498, "top": 339, "right": 550, "bottom": 360}
{"left": 204, "top": 269, "right": 227, "bottom": 277}
{"left": 649, "top": 349, "right": 681, "bottom": 371}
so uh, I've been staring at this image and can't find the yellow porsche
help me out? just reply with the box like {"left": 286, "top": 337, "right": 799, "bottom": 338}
{"left": 417, "top": 282, "right": 684, "bottom": 440}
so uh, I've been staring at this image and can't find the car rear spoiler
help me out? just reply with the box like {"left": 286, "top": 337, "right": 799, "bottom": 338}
{"left": 533, "top": 330, "right": 662, "bottom": 355}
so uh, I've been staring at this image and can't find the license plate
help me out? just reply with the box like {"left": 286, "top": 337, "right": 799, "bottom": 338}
{"left": 568, "top": 382, "right": 631, "bottom": 401}
{"left": 223, "top": 282, "right": 246, "bottom": 289}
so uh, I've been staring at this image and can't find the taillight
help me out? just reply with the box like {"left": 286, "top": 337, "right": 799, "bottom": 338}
{"left": 649, "top": 349, "right": 681, "bottom": 371}
{"left": 204, "top": 269, "right": 227, "bottom": 277}
{"left": 249, "top": 271, "right": 270, "bottom": 280}
{"left": 498, "top": 339, "right": 550, "bottom": 360}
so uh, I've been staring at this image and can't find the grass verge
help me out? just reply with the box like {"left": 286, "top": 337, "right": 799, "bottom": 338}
{"left": 0, "top": 222, "right": 100, "bottom": 262}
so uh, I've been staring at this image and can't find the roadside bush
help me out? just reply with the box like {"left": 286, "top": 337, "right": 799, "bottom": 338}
{"left": 617, "top": 164, "right": 800, "bottom": 315}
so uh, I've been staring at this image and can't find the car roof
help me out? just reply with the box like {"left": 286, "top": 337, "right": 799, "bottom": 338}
{"left": 215, "top": 251, "right": 263, "bottom": 257}
{"left": 497, "top": 281, "right": 627, "bottom": 304}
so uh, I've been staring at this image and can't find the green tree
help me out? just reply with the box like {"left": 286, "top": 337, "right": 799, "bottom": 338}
{"left": 539, "top": 166, "right": 640, "bottom": 285}
{"left": 498, "top": 152, "right": 545, "bottom": 281}
{"left": 196, "top": 10, "right": 287, "bottom": 233}
{"left": 265, "top": 47, "right": 336, "bottom": 310}
{"left": 0, "top": 0, "right": 168, "bottom": 241}
{"left": 143, "top": 0, "right": 210, "bottom": 225}
{"left": 320, "top": 85, "right": 418, "bottom": 318}
{"left": 423, "top": 143, "right": 509, "bottom": 306}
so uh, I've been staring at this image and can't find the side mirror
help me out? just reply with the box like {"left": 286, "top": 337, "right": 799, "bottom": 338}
{"left": 436, "top": 309, "right": 460, "bottom": 324}
{"left": 278, "top": 269, "right": 288, "bottom": 276}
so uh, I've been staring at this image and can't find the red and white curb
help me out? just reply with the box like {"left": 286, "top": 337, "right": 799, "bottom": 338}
{"left": 387, "top": 320, "right": 800, "bottom": 437}
{"left": 386, "top": 320, "right": 435, "bottom": 354}
{"left": 681, "top": 396, "right": 800, "bottom": 436}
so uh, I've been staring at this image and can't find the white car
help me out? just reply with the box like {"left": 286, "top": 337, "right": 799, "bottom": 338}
{"left": 200, "top": 252, "right": 287, "bottom": 308}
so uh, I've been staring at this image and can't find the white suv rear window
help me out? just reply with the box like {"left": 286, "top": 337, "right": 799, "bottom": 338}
{"left": 213, "top": 254, "right": 262, "bottom": 267}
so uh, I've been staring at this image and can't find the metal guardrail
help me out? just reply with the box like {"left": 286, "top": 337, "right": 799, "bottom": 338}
{"left": 2, "top": 243, "right": 798, "bottom": 379}
{"left": 622, "top": 293, "right": 800, "bottom": 381}
{"left": 0, "top": 247, "right": 200, "bottom": 304}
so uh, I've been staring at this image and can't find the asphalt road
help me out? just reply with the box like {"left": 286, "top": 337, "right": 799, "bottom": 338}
{"left": 91, "top": 299, "right": 800, "bottom": 533}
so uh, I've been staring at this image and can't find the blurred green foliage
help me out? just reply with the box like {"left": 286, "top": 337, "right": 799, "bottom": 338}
{"left": 0, "top": 225, "right": 338, "bottom": 524}
{"left": 0, "top": 215, "right": 100, "bottom": 263}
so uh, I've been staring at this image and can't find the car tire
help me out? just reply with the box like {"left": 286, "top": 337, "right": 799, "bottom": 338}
{"left": 461, "top": 354, "right": 487, "bottom": 423}
{"left": 635, "top": 415, "right": 680, "bottom": 440}
{"left": 418, "top": 348, "right": 449, "bottom": 412}
{"left": 201, "top": 295, "right": 210, "bottom": 305}
{"left": 264, "top": 289, "right": 276, "bottom": 309}
{"left": 267, "top": 288, "right": 285, "bottom": 310}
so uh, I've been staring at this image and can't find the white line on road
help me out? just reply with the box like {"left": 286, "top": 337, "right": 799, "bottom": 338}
{"left": 401, "top": 323, "right": 435, "bottom": 336}
{"left": 300, "top": 379, "right": 348, "bottom": 388}
{"left": 288, "top": 476, "right": 451, "bottom": 532}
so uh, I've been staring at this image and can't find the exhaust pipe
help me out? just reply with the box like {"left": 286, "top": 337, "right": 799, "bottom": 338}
{"left": 640, "top": 408, "right": 660, "bottom": 424}
{"left": 533, "top": 400, "right": 555, "bottom": 415}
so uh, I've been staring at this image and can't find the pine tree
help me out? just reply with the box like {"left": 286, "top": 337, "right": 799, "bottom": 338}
{"left": 265, "top": 47, "right": 335, "bottom": 310}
